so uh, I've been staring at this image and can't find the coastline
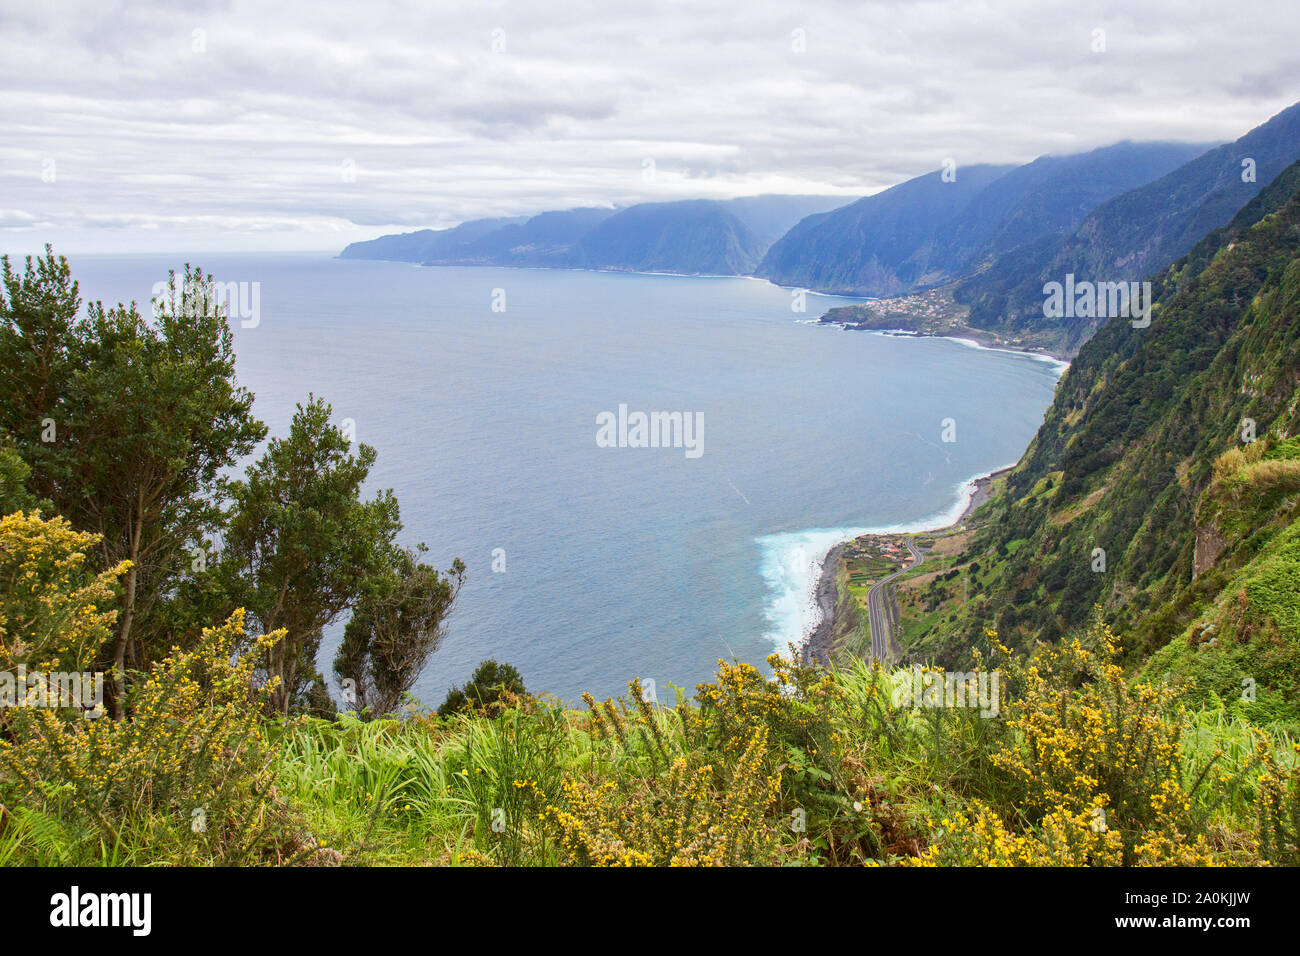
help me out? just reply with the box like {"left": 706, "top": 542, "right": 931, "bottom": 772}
{"left": 797, "top": 465, "right": 1010, "bottom": 665}
{"left": 956, "top": 465, "right": 1008, "bottom": 523}
{"left": 802, "top": 542, "right": 847, "bottom": 664}
{"left": 815, "top": 286, "right": 1075, "bottom": 365}
{"left": 832, "top": 323, "right": 1073, "bottom": 366}
{"left": 342, "top": 259, "right": 1070, "bottom": 365}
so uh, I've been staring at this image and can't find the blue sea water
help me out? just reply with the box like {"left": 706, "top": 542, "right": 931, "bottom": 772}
{"left": 66, "top": 252, "right": 1063, "bottom": 705}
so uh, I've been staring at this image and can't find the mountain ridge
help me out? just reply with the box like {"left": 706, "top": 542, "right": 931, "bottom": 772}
{"left": 338, "top": 195, "right": 852, "bottom": 275}
{"left": 757, "top": 141, "right": 1213, "bottom": 297}
{"left": 955, "top": 100, "right": 1300, "bottom": 352}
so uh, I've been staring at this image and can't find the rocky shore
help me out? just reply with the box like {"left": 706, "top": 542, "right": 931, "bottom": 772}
{"left": 800, "top": 466, "right": 1010, "bottom": 665}
{"left": 958, "top": 467, "right": 1007, "bottom": 523}
{"left": 818, "top": 292, "right": 1073, "bottom": 364}
{"left": 802, "top": 543, "right": 848, "bottom": 665}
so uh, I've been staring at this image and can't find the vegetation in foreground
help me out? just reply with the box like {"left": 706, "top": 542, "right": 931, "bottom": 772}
{"left": 1, "top": 506, "right": 1296, "bottom": 866}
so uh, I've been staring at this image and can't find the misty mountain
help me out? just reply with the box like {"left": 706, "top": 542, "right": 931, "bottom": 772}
{"left": 718, "top": 194, "right": 854, "bottom": 246}
{"left": 757, "top": 141, "right": 1208, "bottom": 297}
{"left": 338, "top": 216, "right": 529, "bottom": 263}
{"left": 566, "top": 200, "right": 763, "bottom": 274}
{"left": 430, "top": 207, "right": 617, "bottom": 267}
{"left": 957, "top": 100, "right": 1300, "bottom": 350}
{"left": 337, "top": 195, "right": 852, "bottom": 275}
{"left": 756, "top": 164, "right": 1017, "bottom": 296}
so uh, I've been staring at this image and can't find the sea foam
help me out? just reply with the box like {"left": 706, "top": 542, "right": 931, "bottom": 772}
{"left": 756, "top": 464, "right": 1017, "bottom": 654}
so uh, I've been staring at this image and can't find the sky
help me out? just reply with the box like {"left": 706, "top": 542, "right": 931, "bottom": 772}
{"left": 1, "top": 0, "right": 1298, "bottom": 254}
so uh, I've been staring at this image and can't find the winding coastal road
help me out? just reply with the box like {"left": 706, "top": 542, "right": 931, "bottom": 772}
{"left": 866, "top": 540, "right": 924, "bottom": 662}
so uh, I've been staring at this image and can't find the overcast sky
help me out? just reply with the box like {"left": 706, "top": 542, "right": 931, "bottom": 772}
{"left": 2, "top": 0, "right": 1297, "bottom": 253}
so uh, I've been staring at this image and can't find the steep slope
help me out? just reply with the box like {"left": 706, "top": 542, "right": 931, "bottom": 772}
{"left": 1148, "top": 500, "right": 1300, "bottom": 722}
{"left": 756, "top": 164, "right": 1016, "bottom": 296}
{"left": 758, "top": 142, "right": 1206, "bottom": 298}
{"left": 718, "top": 194, "right": 854, "bottom": 247}
{"left": 931, "top": 141, "right": 1209, "bottom": 274}
{"left": 569, "top": 199, "right": 767, "bottom": 275}
{"left": 957, "top": 100, "right": 1300, "bottom": 351}
{"left": 902, "top": 160, "right": 1300, "bottom": 716}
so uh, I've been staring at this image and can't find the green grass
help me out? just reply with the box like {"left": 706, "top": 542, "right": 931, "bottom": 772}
{"left": 7, "top": 633, "right": 1299, "bottom": 867}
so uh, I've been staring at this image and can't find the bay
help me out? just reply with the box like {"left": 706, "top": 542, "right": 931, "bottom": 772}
{"left": 66, "top": 252, "right": 1062, "bottom": 705}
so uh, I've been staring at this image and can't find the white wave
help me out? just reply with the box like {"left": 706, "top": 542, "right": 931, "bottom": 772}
{"left": 943, "top": 336, "right": 1071, "bottom": 378}
{"left": 757, "top": 526, "right": 874, "bottom": 655}
{"left": 756, "top": 464, "right": 1016, "bottom": 654}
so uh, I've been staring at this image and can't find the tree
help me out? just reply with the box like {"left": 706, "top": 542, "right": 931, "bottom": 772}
{"left": 65, "top": 271, "right": 264, "bottom": 716}
{"left": 222, "top": 396, "right": 401, "bottom": 715}
{"left": 0, "top": 246, "right": 81, "bottom": 505}
{"left": 1, "top": 256, "right": 265, "bottom": 716}
{"left": 334, "top": 547, "right": 464, "bottom": 718}
{"left": 437, "top": 660, "right": 526, "bottom": 718}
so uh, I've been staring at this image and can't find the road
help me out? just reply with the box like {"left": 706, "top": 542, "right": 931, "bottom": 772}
{"left": 865, "top": 539, "right": 924, "bottom": 662}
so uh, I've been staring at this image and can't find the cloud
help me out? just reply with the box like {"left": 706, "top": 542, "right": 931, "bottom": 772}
{"left": 1, "top": 0, "right": 1297, "bottom": 252}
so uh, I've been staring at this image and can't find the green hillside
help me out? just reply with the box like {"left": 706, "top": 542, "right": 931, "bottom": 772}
{"left": 896, "top": 160, "right": 1300, "bottom": 719}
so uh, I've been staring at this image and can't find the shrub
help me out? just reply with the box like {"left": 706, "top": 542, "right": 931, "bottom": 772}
{"left": 438, "top": 660, "right": 526, "bottom": 717}
{"left": 0, "top": 606, "right": 303, "bottom": 864}
{"left": 984, "top": 616, "right": 1219, "bottom": 864}
{"left": 1256, "top": 740, "right": 1300, "bottom": 865}
{"left": 0, "top": 511, "right": 124, "bottom": 676}
{"left": 548, "top": 723, "right": 779, "bottom": 866}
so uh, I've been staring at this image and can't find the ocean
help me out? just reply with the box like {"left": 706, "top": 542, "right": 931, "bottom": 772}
{"left": 66, "top": 252, "right": 1063, "bottom": 705}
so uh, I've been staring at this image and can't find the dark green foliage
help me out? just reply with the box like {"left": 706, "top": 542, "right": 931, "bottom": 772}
{"left": 2, "top": 248, "right": 466, "bottom": 730}
{"left": 0, "top": 246, "right": 81, "bottom": 504}
{"left": 0, "top": 444, "right": 41, "bottom": 515}
{"left": 0, "top": 253, "right": 266, "bottom": 715}
{"left": 303, "top": 676, "right": 340, "bottom": 721}
{"left": 334, "top": 548, "right": 465, "bottom": 718}
{"left": 438, "top": 660, "right": 526, "bottom": 718}
{"left": 221, "top": 396, "right": 401, "bottom": 715}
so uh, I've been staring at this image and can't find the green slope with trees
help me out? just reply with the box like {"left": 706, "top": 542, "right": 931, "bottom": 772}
{"left": 896, "top": 159, "right": 1300, "bottom": 720}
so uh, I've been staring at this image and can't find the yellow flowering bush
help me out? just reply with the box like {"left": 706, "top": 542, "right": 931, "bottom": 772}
{"left": 0, "top": 606, "right": 298, "bottom": 864}
{"left": 978, "top": 618, "right": 1218, "bottom": 864}
{"left": 547, "top": 724, "right": 779, "bottom": 866}
{"left": 910, "top": 798, "right": 1123, "bottom": 866}
{"left": 1256, "top": 740, "right": 1300, "bottom": 865}
{"left": 0, "top": 510, "right": 125, "bottom": 675}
